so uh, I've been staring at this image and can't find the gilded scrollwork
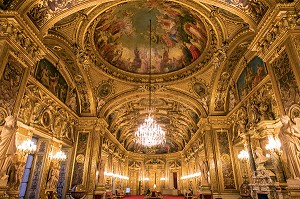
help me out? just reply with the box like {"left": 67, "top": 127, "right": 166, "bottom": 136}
{"left": 0, "top": 19, "right": 44, "bottom": 62}
{"left": 18, "top": 82, "right": 77, "bottom": 143}
{"left": 231, "top": 82, "right": 277, "bottom": 141}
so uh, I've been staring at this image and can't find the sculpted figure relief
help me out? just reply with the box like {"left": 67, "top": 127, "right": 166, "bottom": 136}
{"left": 0, "top": 115, "right": 17, "bottom": 178}
{"left": 278, "top": 115, "right": 300, "bottom": 179}
{"left": 254, "top": 147, "right": 269, "bottom": 170}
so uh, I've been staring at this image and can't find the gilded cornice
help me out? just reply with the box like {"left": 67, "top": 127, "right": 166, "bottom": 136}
{"left": 22, "top": 0, "right": 263, "bottom": 31}
{"left": 248, "top": 3, "right": 300, "bottom": 59}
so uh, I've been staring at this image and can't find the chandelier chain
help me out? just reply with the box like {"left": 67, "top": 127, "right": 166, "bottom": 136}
{"left": 134, "top": 19, "right": 166, "bottom": 147}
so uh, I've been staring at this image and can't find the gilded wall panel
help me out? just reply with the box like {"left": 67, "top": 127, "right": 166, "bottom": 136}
{"left": 0, "top": 56, "right": 25, "bottom": 114}
{"left": 71, "top": 131, "right": 90, "bottom": 187}
{"left": 217, "top": 131, "right": 236, "bottom": 190}
{"left": 271, "top": 50, "right": 300, "bottom": 113}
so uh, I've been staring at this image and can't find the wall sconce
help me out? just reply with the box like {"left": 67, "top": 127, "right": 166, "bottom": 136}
{"left": 160, "top": 177, "right": 166, "bottom": 180}
{"left": 181, "top": 172, "right": 201, "bottom": 180}
{"left": 238, "top": 150, "right": 249, "bottom": 162}
{"left": 17, "top": 139, "right": 37, "bottom": 155}
{"left": 104, "top": 172, "right": 129, "bottom": 179}
{"left": 144, "top": 177, "right": 150, "bottom": 181}
{"left": 265, "top": 136, "right": 281, "bottom": 154}
{"left": 49, "top": 150, "right": 67, "bottom": 162}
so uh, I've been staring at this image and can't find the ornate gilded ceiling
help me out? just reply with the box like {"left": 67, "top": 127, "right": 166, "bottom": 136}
{"left": 1, "top": 0, "right": 281, "bottom": 154}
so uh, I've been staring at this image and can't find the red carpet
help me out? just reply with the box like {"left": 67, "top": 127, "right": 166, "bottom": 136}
{"left": 124, "top": 196, "right": 184, "bottom": 199}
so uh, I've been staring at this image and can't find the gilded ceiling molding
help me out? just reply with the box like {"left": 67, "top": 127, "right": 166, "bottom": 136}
{"left": 248, "top": 2, "right": 300, "bottom": 59}
{"left": 79, "top": 0, "right": 222, "bottom": 84}
{"left": 22, "top": 0, "right": 262, "bottom": 33}
{"left": 210, "top": 32, "right": 253, "bottom": 113}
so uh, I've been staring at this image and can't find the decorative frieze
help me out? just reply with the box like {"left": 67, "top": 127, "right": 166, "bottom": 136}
{"left": 0, "top": 17, "right": 45, "bottom": 63}
{"left": 18, "top": 81, "right": 77, "bottom": 144}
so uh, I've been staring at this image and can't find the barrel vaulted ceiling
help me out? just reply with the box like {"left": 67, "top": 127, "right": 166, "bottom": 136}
{"left": 2, "top": 0, "right": 290, "bottom": 154}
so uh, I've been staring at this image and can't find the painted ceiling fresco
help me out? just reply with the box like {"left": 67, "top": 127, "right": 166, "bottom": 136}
{"left": 93, "top": 1, "right": 208, "bottom": 74}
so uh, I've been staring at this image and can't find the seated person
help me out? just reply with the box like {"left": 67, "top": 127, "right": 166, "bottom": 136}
{"left": 146, "top": 188, "right": 151, "bottom": 196}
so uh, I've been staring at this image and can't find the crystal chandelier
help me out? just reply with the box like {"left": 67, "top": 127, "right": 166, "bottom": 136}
{"left": 17, "top": 139, "right": 37, "bottom": 155}
{"left": 134, "top": 20, "right": 166, "bottom": 147}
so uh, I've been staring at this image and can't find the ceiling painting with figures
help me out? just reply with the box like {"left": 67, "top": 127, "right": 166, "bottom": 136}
{"left": 93, "top": 0, "right": 208, "bottom": 74}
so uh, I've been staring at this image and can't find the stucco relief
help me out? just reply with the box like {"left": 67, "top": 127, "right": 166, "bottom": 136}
{"left": 0, "top": 19, "right": 44, "bottom": 62}
{"left": 18, "top": 82, "right": 77, "bottom": 143}
{"left": 0, "top": 57, "right": 25, "bottom": 114}
{"left": 231, "top": 82, "right": 277, "bottom": 142}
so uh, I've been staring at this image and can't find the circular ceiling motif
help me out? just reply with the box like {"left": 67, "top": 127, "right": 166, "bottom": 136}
{"left": 94, "top": 0, "right": 208, "bottom": 74}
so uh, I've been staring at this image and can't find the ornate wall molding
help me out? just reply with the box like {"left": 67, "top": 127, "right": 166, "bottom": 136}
{"left": 0, "top": 13, "right": 47, "bottom": 64}
{"left": 18, "top": 80, "right": 78, "bottom": 144}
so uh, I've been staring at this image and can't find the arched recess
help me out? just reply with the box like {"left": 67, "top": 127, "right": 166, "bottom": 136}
{"left": 209, "top": 30, "right": 255, "bottom": 114}
{"left": 97, "top": 87, "right": 207, "bottom": 153}
{"left": 43, "top": 35, "right": 95, "bottom": 115}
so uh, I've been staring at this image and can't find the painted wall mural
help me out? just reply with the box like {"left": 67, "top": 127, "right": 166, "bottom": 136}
{"left": 0, "top": 57, "right": 25, "bottom": 114}
{"left": 35, "top": 59, "right": 68, "bottom": 103}
{"left": 217, "top": 131, "right": 236, "bottom": 189}
{"left": 272, "top": 51, "right": 300, "bottom": 113}
{"left": 237, "top": 56, "right": 267, "bottom": 100}
{"left": 93, "top": 1, "right": 208, "bottom": 74}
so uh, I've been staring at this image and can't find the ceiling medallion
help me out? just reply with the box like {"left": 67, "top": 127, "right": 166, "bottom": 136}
{"left": 134, "top": 20, "right": 166, "bottom": 147}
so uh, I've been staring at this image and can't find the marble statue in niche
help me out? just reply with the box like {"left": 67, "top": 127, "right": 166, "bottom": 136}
{"left": 278, "top": 115, "right": 300, "bottom": 179}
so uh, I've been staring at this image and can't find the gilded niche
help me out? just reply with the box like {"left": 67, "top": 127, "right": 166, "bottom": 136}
{"left": 93, "top": 0, "right": 208, "bottom": 74}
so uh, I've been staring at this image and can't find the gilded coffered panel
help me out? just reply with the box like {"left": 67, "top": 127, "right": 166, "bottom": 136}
{"left": 102, "top": 91, "right": 203, "bottom": 154}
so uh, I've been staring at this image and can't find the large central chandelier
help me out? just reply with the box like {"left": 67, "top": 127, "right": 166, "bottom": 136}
{"left": 134, "top": 20, "right": 166, "bottom": 147}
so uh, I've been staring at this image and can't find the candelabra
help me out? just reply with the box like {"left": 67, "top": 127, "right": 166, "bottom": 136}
{"left": 17, "top": 139, "right": 37, "bottom": 155}
{"left": 49, "top": 150, "right": 67, "bottom": 162}
{"left": 238, "top": 150, "right": 251, "bottom": 199}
